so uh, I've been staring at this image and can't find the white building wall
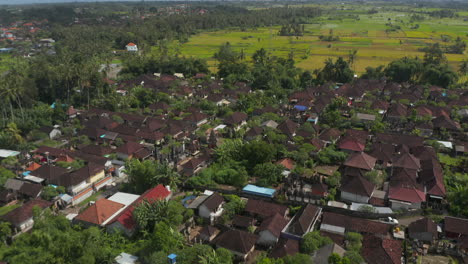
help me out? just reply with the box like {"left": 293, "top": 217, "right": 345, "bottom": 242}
{"left": 341, "top": 191, "right": 370, "bottom": 203}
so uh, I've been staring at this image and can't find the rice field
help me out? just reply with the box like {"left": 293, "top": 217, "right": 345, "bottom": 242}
{"left": 175, "top": 8, "right": 468, "bottom": 75}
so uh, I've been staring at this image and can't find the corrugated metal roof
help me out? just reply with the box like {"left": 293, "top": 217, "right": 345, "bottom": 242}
{"left": 242, "top": 184, "right": 276, "bottom": 198}
{"left": 108, "top": 192, "right": 140, "bottom": 206}
{"left": 0, "top": 149, "right": 20, "bottom": 158}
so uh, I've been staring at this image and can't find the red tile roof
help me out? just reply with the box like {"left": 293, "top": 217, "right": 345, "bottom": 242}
{"left": 338, "top": 138, "right": 365, "bottom": 152}
{"left": 344, "top": 152, "right": 377, "bottom": 170}
{"left": 276, "top": 158, "right": 295, "bottom": 170}
{"left": 75, "top": 199, "right": 125, "bottom": 225}
{"left": 362, "top": 235, "right": 402, "bottom": 264}
{"left": 126, "top": 42, "right": 136, "bottom": 46}
{"left": 388, "top": 187, "right": 426, "bottom": 203}
{"left": 108, "top": 184, "right": 171, "bottom": 230}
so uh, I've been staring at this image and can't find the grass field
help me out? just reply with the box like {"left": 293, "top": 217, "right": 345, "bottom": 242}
{"left": 176, "top": 8, "right": 468, "bottom": 75}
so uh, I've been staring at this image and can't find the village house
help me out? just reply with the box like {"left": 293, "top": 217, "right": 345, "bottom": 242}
{"left": 125, "top": 42, "right": 138, "bottom": 52}
{"left": 408, "top": 217, "right": 439, "bottom": 243}
{"left": 257, "top": 213, "right": 289, "bottom": 246}
{"left": 3, "top": 199, "right": 52, "bottom": 235}
{"left": 197, "top": 192, "right": 224, "bottom": 224}
{"left": 214, "top": 229, "right": 258, "bottom": 260}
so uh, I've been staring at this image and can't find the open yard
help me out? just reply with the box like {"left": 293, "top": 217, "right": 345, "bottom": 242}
{"left": 175, "top": 7, "right": 468, "bottom": 75}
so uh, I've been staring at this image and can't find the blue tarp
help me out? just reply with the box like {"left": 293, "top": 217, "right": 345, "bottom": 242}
{"left": 22, "top": 171, "right": 31, "bottom": 176}
{"left": 294, "top": 105, "right": 307, "bottom": 111}
{"left": 181, "top": 195, "right": 196, "bottom": 208}
{"left": 242, "top": 184, "right": 276, "bottom": 198}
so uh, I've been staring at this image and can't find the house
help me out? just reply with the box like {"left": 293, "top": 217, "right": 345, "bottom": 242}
{"left": 244, "top": 199, "right": 288, "bottom": 220}
{"left": 312, "top": 243, "right": 346, "bottom": 264}
{"left": 214, "top": 230, "right": 258, "bottom": 260}
{"left": 197, "top": 225, "right": 220, "bottom": 243}
{"left": 343, "top": 152, "right": 377, "bottom": 177}
{"left": 116, "top": 142, "right": 151, "bottom": 160}
{"left": 277, "top": 119, "right": 298, "bottom": 138}
{"left": 74, "top": 198, "right": 125, "bottom": 227}
{"left": 282, "top": 204, "right": 322, "bottom": 240}
{"left": 183, "top": 112, "right": 208, "bottom": 127}
{"left": 261, "top": 120, "right": 279, "bottom": 129}
{"left": 362, "top": 235, "right": 402, "bottom": 264}
{"left": 269, "top": 238, "right": 299, "bottom": 259}
{"left": 388, "top": 186, "right": 425, "bottom": 210}
{"left": 257, "top": 213, "right": 289, "bottom": 246}
{"left": 39, "top": 125, "right": 62, "bottom": 139}
{"left": 224, "top": 112, "right": 248, "bottom": 131}
{"left": 125, "top": 43, "right": 138, "bottom": 52}
{"left": 4, "top": 179, "right": 24, "bottom": 193}
{"left": 180, "top": 156, "right": 208, "bottom": 176}
{"left": 338, "top": 137, "right": 365, "bottom": 153}
{"left": 320, "top": 212, "right": 391, "bottom": 237}
{"left": 392, "top": 153, "right": 421, "bottom": 171}
{"left": 444, "top": 216, "right": 468, "bottom": 239}
{"left": 276, "top": 158, "right": 295, "bottom": 171}
{"left": 341, "top": 176, "right": 375, "bottom": 204}
{"left": 232, "top": 215, "right": 256, "bottom": 230}
{"left": 408, "top": 217, "right": 438, "bottom": 243}
{"left": 356, "top": 113, "right": 376, "bottom": 123}
{"left": 198, "top": 193, "right": 224, "bottom": 224}
{"left": 245, "top": 126, "right": 263, "bottom": 141}
{"left": 319, "top": 128, "right": 342, "bottom": 145}
{"left": 28, "top": 165, "right": 68, "bottom": 184}
{"left": 3, "top": 199, "right": 52, "bottom": 234}
{"left": 18, "top": 182, "right": 43, "bottom": 199}
{"left": 106, "top": 185, "right": 171, "bottom": 236}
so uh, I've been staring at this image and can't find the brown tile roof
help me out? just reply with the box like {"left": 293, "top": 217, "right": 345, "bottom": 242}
{"left": 116, "top": 141, "right": 144, "bottom": 155}
{"left": 321, "top": 212, "right": 391, "bottom": 236}
{"left": 392, "top": 153, "right": 421, "bottom": 170}
{"left": 375, "top": 133, "right": 424, "bottom": 148}
{"left": 30, "top": 165, "right": 68, "bottom": 181}
{"left": 269, "top": 238, "right": 299, "bottom": 259}
{"left": 215, "top": 230, "right": 258, "bottom": 254}
{"left": 339, "top": 138, "right": 366, "bottom": 152}
{"left": 245, "top": 199, "right": 288, "bottom": 219}
{"left": 386, "top": 103, "right": 407, "bottom": 117}
{"left": 200, "top": 193, "right": 224, "bottom": 212}
{"left": 277, "top": 119, "right": 298, "bottom": 136}
{"left": 224, "top": 112, "right": 248, "bottom": 125}
{"left": 342, "top": 176, "right": 375, "bottom": 197}
{"left": 408, "top": 217, "right": 437, "bottom": 240}
{"left": 388, "top": 187, "right": 426, "bottom": 203}
{"left": 75, "top": 198, "right": 125, "bottom": 225}
{"left": 258, "top": 213, "right": 288, "bottom": 238}
{"left": 344, "top": 152, "right": 377, "bottom": 170}
{"left": 445, "top": 217, "right": 468, "bottom": 236}
{"left": 3, "top": 199, "right": 52, "bottom": 225}
{"left": 80, "top": 144, "right": 113, "bottom": 156}
{"left": 319, "top": 128, "right": 342, "bottom": 142}
{"left": 287, "top": 204, "right": 320, "bottom": 236}
{"left": 198, "top": 225, "right": 219, "bottom": 240}
{"left": 232, "top": 215, "right": 255, "bottom": 228}
{"left": 18, "top": 182, "right": 43, "bottom": 198}
{"left": 362, "top": 235, "right": 402, "bottom": 264}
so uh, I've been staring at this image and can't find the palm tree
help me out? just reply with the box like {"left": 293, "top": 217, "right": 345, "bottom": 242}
{"left": 6, "top": 122, "right": 24, "bottom": 144}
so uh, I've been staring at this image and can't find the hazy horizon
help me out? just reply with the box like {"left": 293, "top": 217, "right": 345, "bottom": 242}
{"left": 1, "top": 0, "right": 179, "bottom": 5}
